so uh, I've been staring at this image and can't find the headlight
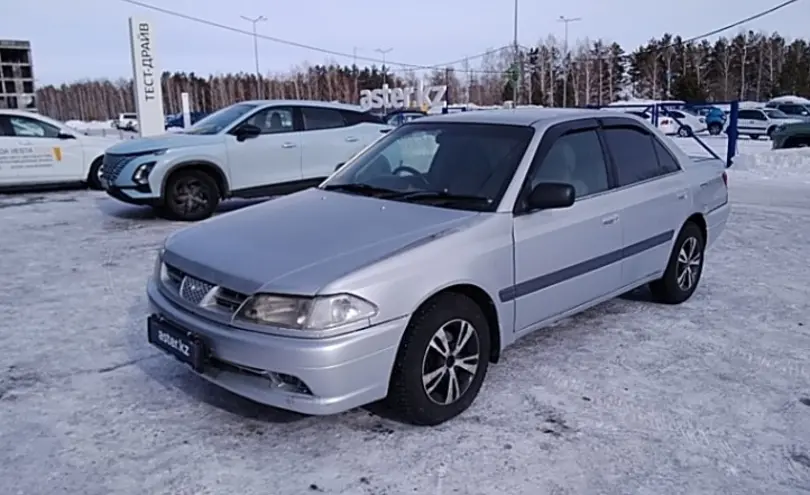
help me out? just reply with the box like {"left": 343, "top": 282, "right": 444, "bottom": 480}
{"left": 235, "top": 293, "right": 378, "bottom": 330}
{"left": 132, "top": 161, "right": 156, "bottom": 185}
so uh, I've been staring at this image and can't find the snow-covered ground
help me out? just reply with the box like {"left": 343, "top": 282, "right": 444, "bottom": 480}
{"left": 1, "top": 142, "right": 810, "bottom": 494}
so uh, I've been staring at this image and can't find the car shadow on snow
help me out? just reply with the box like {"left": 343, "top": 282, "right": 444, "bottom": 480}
{"left": 123, "top": 300, "right": 309, "bottom": 425}
{"left": 96, "top": 196, "right": 272, "bottom": 222}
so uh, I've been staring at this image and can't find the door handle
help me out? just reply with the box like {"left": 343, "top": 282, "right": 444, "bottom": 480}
{"left": 601, "top": 214, "right": 619, "bottom": 225}
{"left": 281, "top": 142, "right": 296, "bottom": 149}
{"left": 345, "top": 136, "right": 359, "bottom": 142}
{"left": 676, "top": 190, "right": 688, "bottom": 200}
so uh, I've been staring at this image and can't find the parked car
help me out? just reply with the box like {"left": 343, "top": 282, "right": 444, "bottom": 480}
{"left": 146, "top": 108, "right": 730, "bottom": 425}
{"left": 764, "top": 101, "right": 810, "bottom": 118}
{"left": 0, "top": 109, "right": 116, "bottom": 190}
{"left": 114, "top": 113, "right": 138, "bottom": 131}
{"left": 690, "top": 106, "right": 726, "bottom": 135}
{"left": 771, "top": 120, "right": 810, "bottom": 149}
{"left": 658, "top": 109, "right": 707, "bottom": 137}
{"left": 736, "top": 108, "right": 803, "bottom": 139}
{"left": 164, "top": 111, "right": 211, "bottom": 130}
{"left": 384, "top": 109, "right": 427, "bottom": 126}
{"left": 100, "top": 100, "right": 392, "bottom": 221}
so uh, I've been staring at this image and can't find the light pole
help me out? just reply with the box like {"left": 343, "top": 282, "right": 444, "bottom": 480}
{"left": 352, "top": 47, "right": 361, "bottom": 100}
{"left": 375, "top": 47, "right": 393, "bottom": 112}
{"left": 513, "top": 0, "right": 519, "bottom": 104}
{"left": 558, "top": 15, "right": 581, "bottom": 107}
{"left": 241, "top": 14, "right": 267, "bottom": 98}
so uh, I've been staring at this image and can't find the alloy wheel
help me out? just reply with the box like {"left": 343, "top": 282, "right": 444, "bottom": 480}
{"left": 421, "top": 319, "right": 480, "bottom": 405}
{"left": 171, "top": 178, "right": 209, "bottom": 215}
{"left": 676, "top": 236, "right": 701, "bottom": 291}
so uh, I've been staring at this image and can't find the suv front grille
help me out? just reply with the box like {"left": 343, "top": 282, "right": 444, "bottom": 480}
{"left": 100, "top": 153, "right": 134, "bottom": 182}
{"left": 162, "top": 262, "right": 249, "bottom": 314}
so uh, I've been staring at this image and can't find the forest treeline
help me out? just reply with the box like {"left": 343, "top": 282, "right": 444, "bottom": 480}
{"left": 35, "top": 31, "right": 810, "bottom": 121}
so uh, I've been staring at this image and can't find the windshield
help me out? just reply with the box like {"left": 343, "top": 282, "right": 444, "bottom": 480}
{"left": 321, "top": 122, "right": 535, "bottom": 212}
{"left": 184, "top": 103, "right": 259, "bottom": 135}
{"left": 765, "top": 109, "right": 790, "bottom": 119}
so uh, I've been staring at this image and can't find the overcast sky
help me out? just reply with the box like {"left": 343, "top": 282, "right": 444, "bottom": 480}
{"left": 5, "top": 0, "right": 807, "bottom": 85}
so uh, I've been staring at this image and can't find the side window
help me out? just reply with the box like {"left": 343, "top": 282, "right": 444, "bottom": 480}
{"left": 8, "top": 116, "right": 60, "bottom": 138}
{"left": 342, "top": 110, "right": 383, "bottom": 126}
{"left": 529, "top": 129, "right": 609, "bottom": 198}
{"left": 243, "top": 107, "right": 295, "bottom": 134}
{"left": 738, "top": 110, "right": 755, "bottom": 119}
{"left": 301, "top": 107, "right": 346, "bottom": 131}
{"left": 669, "top": 111, "right": 684, "bottom": 119}
{"left": 0, "top": 116, "right": 13, "bottom": 136}
{"left": 651, "top": 138, "right": 682, "bottom": 174}
{"left": 752, "top": 110, "right": 767, "bottom": 120}
{"left": 602, "top": 127, "right": 662, "bottom": 187}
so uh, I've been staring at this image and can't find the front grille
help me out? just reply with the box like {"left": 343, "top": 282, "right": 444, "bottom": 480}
{"left": 100, "top": 153, "right": 133, "bottom": 182}
{"left": 162, "top": 262, "right": 249, "bottom": 314}
{"left": 179, "top": 276, "right": 216, "bottom": 305}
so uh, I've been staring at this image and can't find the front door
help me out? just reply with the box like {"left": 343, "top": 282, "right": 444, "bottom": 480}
{"left": 3, "top": 114, "right": 84, "bottom": 184}
{"left": 509, "top": 123, "right": 623, "bottom": 333}
{"left": 225, "top": 106, "right": 303, "bottom": 191}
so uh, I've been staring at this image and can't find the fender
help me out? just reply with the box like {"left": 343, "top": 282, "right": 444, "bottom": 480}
{"left": 160, "top": 160, "right": 230, "bottom": 198}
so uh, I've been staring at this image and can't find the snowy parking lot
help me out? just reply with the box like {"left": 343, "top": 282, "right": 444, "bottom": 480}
{"left": 1, "top": 139, "right": 810, "bottom": 494}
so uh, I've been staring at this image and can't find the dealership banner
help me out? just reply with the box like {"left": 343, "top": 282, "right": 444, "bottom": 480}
{"left": 128, "top": 17, "right": 165, "bottom": 137}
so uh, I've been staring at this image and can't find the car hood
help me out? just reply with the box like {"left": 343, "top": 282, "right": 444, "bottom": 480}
{"left": 162, "top": 188, "right": 481, "bottom": 296}
{"left": 105, "top": 132, "right": 222, "bottom": 154}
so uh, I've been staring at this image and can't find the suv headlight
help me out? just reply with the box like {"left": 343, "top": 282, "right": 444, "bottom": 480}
{"left": 235, "top": 293, "right": 378, "bottom": 330}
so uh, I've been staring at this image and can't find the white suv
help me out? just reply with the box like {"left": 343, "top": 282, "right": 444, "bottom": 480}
{"left": 737, "top": 108, "right": 804, "bottom": 139}
{"left": 0, "top": 110, "right": 117, "bottom": 190}
{"left": 100, "top": 100, "right": 392, "bottom": 221}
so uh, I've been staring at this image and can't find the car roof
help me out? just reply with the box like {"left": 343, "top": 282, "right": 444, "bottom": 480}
{"left": 412, "top": 107, "right": 642, "bottom": 127}
{"left": 240, "top": 99, "right": 369, "bottom": 113}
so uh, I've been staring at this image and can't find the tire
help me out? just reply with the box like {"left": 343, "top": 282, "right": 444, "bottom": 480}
{"left": 649, "top": 222, "right": 705, "bottom": 305}
{"left": 677, "top": 126, "right": 692, "bottom": 138}
{"left": 86, "top": 156, "right": 104, "bottom": 190}
{"left": 386, "top": 292, "right": 491, "bottom": 426}
{"left": 767, "top": 126, "right": 776, "bottom": 139}
{"left": 749, "top": 134, "right": 760, "bottom": 140}
{"left": 708, "top": 123, "right": 722, "bottom": 136}
{"left": 161, "top": 169, "right": 220, "bottom": 221}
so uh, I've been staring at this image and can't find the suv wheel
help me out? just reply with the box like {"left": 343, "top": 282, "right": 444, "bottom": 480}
{"left": 649, "top": 222, "right": 705, "bottom": 304}
{"left": 677, "top": 126, "right": 692, "bottom": 138}
{"left": 708, "top": 123, "right": 722, "bottom": 136}
{"left": 387, "top": 292, "right": 490, "bottom": 426}
{"left": 160, "top": 169, "right": 220, "bottom": 221}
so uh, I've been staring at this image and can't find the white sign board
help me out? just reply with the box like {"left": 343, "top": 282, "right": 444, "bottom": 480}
{"left": 359, "top": 83, "right": 447, "bottom": 111}
{"left": 128, "top": 17, "right": 165, "bottom": 137}
{"left": 181, "top": 92, "right": 191, "bottom": 128}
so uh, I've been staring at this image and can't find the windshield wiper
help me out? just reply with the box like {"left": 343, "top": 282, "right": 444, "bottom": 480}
{"left": 392, "top": 190, "right": 492, "bottom": 206}
{"left": 322, "top": 183, "right": 401, "bottom": 197}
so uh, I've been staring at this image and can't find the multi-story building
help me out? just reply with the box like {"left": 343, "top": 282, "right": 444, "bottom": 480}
{"left": 0, "top": 39, "right": 35, "bottom": 111}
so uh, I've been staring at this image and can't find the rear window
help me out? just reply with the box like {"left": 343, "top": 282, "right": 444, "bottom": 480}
{"left": 122, "top": 113, "right": 137, "bottom": 119}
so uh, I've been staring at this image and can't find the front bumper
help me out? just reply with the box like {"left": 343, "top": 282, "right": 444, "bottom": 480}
{"left": 146, "top": 280, "right": 408, "bottom": 415}
{"left": 104, "top": 184, "right": 159, "bottom": 206}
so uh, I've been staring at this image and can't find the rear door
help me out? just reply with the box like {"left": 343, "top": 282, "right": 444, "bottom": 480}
{"left": 599, "top": 118, "right": 691, "bottom": 287}
{"left": 224, "top": 105, "right": 303, "bottom": 190}
{"left": 299, "top": 106, "right": 357, "bottom": 179}
{"left": 509, "top": 119, "right": 624, "bottom": 333}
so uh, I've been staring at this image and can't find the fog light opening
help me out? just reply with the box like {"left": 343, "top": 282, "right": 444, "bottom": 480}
{"left": 268, "top": 372, "right": 313, "bottom": 395}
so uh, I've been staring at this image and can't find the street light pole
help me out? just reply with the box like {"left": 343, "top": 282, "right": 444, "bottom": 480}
{"left": 375, "top": 47, "right": 393, "bottom": 112}
{"left": 241, "top": 14, "right": 267, "bottom": 98}
{"left": 558, "top": 15, "right": 582, "bottom": 108}
{"left": 513, "top": 0, "right": 519, "bottom": 105}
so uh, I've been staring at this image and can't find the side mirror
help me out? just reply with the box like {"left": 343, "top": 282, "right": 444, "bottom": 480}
{"left": 525, "top": 182, "right": 576, "bottom": 211}
{"left": 334, "top": 162, "right": 345, "bottom": 171}
{"left": 234, "top": 124, "right": 261, "bottom": 142}
{"left": 57, "top": 131, "right": 76, "bottom": 140}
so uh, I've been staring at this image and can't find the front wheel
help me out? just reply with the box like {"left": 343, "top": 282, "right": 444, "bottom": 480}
{"left": 160, "top": 169, "right": 220, "bottom": 221}
{"left": 386, "top": 292, "right": 491, "bottom": 426}
{"left": 649, "top": 222, "right": 705, "bottom": 304}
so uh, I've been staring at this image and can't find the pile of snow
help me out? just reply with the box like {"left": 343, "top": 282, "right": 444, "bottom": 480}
{"left": 65, "top": 119, "right": 114, "bottom": 131}
{"left": 732, "top": 148, "right": 810, "bottom": 183}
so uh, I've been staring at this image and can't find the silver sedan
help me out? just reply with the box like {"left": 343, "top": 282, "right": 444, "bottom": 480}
{"left": 146, "top": 108, "right": 730, "bottom": 426}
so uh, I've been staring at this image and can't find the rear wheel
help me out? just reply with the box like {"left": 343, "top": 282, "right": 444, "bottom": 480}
{"left": 678, "top": 126, "right": 692, "bottom": 138}
{"left": 649, "top": 222, "right": 705, "bottom": 304}
{"left": 86, "top": 156, "right": 104, "bottom": 190}
{"left": 160, "top": 169, "right": 220, "bottom": 221}
{"left": 749, "top": 134, "right": 760, "bottom": 140}
{"left": 708, "top": 123, "right": 722, "bottom": 136}
{"left": 386, "top": 292, "right": 490, "bottom": 426}
{"left": 767, "top": 126, "right": 776, "bottom": 139}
